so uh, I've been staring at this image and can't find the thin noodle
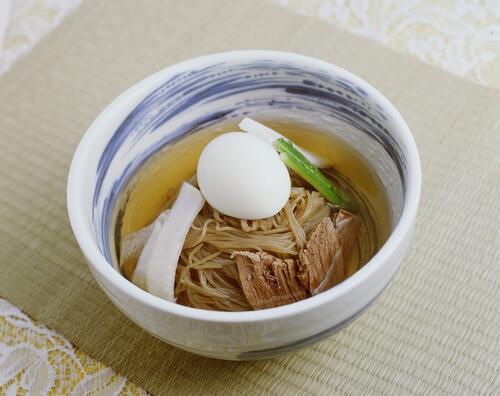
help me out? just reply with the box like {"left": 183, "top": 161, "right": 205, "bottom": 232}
{"left": 174, "top": 180, "right": 377, "bottom": 311}
{"left": 124, "top": 174, "right": 379, "bottom": 311}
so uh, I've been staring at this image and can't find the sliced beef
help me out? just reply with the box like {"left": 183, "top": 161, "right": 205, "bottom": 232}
{"left": 233, "top": 251, "right": 307, "bottom": 310}
{"left": 334, "top": 210, "right": 361, "bottom": 262}
{"left": 272, "top": 258, "right": 308, "bottom": 303}
{"left": 297, "top": 217, "right": 341, "bottom": 294}
{"left": 329, "top": 209, "right": 361, "bottom": 284}
{"left": 298, "top": 210, "right": 360, "bottom": 294}
{"left": 233, "top": 210, "right": 360, "bottom": 309}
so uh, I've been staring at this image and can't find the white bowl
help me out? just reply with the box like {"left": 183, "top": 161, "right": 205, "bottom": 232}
{"left": 67, "top": 51, "right": 421, "bottom": 360}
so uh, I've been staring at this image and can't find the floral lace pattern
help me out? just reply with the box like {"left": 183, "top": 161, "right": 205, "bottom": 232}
{"left": 0, "top": 0, "right": 81, "bottom": 75}
{"left": 0, "top": 299, "right": 146, "bottom": 395}
{"left": 273, "top": 0, "right": 500, "bottom": 89}
{"left": 0, "top": 0, "right": 499, "bottom": 395}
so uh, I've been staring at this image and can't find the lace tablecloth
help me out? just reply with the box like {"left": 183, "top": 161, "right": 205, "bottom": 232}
{"left": 0, "top": 0, "right": 498, "bottom": 394}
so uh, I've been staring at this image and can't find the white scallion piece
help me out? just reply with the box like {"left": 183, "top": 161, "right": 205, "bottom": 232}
{"left": 239, "top": 117, "right": 331, "bottom": 168}
{"left": 136, "top": 182, "right": 205, "bottom": 302}
{"left": 121, "top": 209, "right": 170, "bottom": 275}
{"left": 131, "top": 210, "right": 170, "bottom": 289}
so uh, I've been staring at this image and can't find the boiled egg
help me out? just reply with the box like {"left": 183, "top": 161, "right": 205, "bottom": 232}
{"left": 197, "top": 132, "right": 291, "bottom": 219}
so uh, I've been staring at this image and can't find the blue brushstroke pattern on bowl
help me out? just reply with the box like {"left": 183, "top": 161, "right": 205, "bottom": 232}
{"left": 93, "top": 60, "right": 406, "bottom": 265}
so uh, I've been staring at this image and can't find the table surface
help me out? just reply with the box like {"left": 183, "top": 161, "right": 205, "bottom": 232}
{"left": 0, "top": 0, "right": 498, "bottom": 394}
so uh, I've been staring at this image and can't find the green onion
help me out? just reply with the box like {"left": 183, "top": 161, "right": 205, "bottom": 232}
{"left": 273, "top": 138, "right": 354, "bottom": 210}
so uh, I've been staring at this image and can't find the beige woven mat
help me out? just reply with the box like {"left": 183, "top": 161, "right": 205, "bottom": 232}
{"left": 0, "top": 0, "right": 498, "bottom": 394}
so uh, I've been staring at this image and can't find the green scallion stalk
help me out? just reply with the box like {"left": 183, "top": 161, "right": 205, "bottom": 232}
{"left": 273, "top": 138, "right": 354, "bottom": 210}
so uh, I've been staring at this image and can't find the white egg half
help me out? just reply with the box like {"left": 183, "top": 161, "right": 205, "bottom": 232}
{"left": 197, "top": 132, "right": 291, "bottom": 219}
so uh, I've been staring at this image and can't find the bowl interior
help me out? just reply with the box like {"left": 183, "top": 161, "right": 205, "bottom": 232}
{"left": 88, "top": 55, "right": 408, "bottom": 270}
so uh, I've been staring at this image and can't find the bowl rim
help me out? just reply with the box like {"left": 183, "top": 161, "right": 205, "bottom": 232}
{"left": 67, "top": 50, "right": 421, "bottom": 324}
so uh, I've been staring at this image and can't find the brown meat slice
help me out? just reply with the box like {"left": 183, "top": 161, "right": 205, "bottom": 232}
{"left": 233, "top": 251, "right": 307, "bottom": 310}
{"left": 272, "top": 258, "right": 308, "bottom": 303}
{"left": 298, "top": 211, "right": 360, "bottom": 294}
{"left": 330, "top": 210, "right": 361, "bottom": 283}
{"left": 334, "top": 210, "right": 361, "bottom": 262}
{"left": 298, "top": 217, "right": 341, "bottom": 294}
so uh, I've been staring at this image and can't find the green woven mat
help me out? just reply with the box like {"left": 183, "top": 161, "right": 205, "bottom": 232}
{"left": 0, "top": 0, "right": 498, "bottom": 394}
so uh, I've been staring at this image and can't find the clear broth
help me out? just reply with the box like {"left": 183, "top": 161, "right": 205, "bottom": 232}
{"left": 114, "top": 120, "right": 391, "bottom": 283}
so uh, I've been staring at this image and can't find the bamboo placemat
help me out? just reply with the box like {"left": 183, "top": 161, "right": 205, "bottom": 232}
{"left": 0, "top": 0, "right": 498, "bottom": 394}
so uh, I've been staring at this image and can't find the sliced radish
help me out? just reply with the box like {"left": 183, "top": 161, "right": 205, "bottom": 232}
{"left": 131, "top": 210, "right": 170, "bottom": 289}
{"left": 121, "top": 209, "right": 170, "bottom": 275}
{"left": 138, "top": 182, "right": 205, "bottom": 302}
{"left": 239, "top": 117, "right": 330, "bottom": 168}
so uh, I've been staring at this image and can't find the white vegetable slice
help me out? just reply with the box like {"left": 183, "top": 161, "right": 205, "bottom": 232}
{"left": 139, "top": 182, "right": 205, "bottom": 302}
{"left": 120, "top": 209, "right": 170, "bottom": 274}
{"left": 239, "top": 117, "right": 331, "bottom": 168}
{"left": 131, "top": 210, "right": 171, "bottom": 289}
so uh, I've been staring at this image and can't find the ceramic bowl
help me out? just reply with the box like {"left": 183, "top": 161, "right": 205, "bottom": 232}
{"left": 67, "top": 51, "right": 421, "bottom": 360}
